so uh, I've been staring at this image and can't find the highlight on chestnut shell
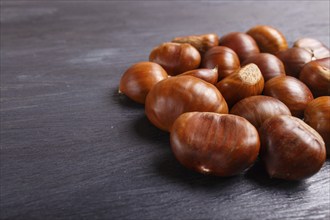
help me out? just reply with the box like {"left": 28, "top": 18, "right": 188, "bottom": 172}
{"left": 177, "top": 67, "right": 218, "bottom": 85}
{"left": 259, "top": 115, "right": 326, "bottom": 181}
{"left": 293, "top": 37, "right": 330, "bottom": 59}
{"left": 230, "top": 95, "right": 291, "bottom": 128}
{"left": 145, "top": 75, "right": 228, "bottom": 132}
{"left": 119, "top": 61, "right": 168, "bottom": 104}
{"left": 170, "top": 112, "right": 260, "bottom": 177}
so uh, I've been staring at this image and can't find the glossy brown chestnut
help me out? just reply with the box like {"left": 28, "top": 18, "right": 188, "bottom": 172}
{"left": 172, "top": 33, "right": 219, "bottom": 56}
{"left": 299, "top": 57, "right": 330, "bottom": 97}
{"left": 230, "top": 95, "right": 291, "bottom": 128}
{"left": 216, "top": 64, "right": 264, "bottom": 108}
{"left": 219, "top": 32, "right": 260, "bottom": 62}
{"left": 259, "top": 115, "right": 326, "bottom": 180}
{"left": 263, "top": 76, "right": 314, "bottom": 118}
{"left": 170, "top": 112, "right": 260, "bottom": 176}
{"left": 149, "top": 42, "right": 201, "bottom": 76}
{"left": 145, "top": 76, "right": 228, "bottom": 132}
{"left": 201, "top": 46, "right": 240, "bottom": 80}
{"left": 247, "top": 25, "right": 288, "bottom": 54}
{"left": 119, "top": 61, "right": 168, "bottom": 104}
{"left": 293, "top": 38, "right": 330, "bottom": 59}
{"left": 304, "top": 96, "right": 330, "bottom": 156}
{"left": 276, "top": 47, "right": 313, "bottom": 78}
{"left": 178, "top": 67, "right": 218, "bottom": 85}
{"left": 242, "top": 53, "right": 286, "bottom": 81}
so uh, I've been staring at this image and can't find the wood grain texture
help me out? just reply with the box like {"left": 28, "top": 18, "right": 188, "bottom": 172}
{"left": 1, "top": 1, "right": 329, "bottom": 219}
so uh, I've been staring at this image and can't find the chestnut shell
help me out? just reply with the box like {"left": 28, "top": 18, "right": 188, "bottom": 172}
{"left": 170, "top": 112, "right": 260, "bottom": 176}
{"left": 178, "top": 68, "right": 218, "bottom": 85}
{"left": 145, "top": 76, "right": 228, "bottom": 132}
{"left": 304, "top": 96, "right": 330, "bottom": 156}
{"left": 263, "top": 76, "right": 314, "bottom": 118}
{"left": 259, "top": 115, "right": 326, "bottom": 180}
{"left": 119, "top": 61, "right": 168, "bottom": 104}
{"left": 149, "top": 42, "right": 201, "bottom": 76}
{"left": 230, "top": 95, "right": 291, "bottom": 128}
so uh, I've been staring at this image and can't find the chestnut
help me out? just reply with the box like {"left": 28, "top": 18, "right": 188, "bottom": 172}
{"left": 216, "top": 63, "right": 264, "bottom": 108}
{"left": 293, "top": 38, "right": 330, "bottom": 59}
{"left": 219, "top": 32, "right": 260, "bottom": 62}
{"left": 178, "top": 67, "right": 218, "bottom": 85}
{"left": 263, "top": 76, "right": 314, "bottom": 118}
{"left": 304, "top": 96, "right": 330, "bottom": 156}
{"left": 230, "top": 95, "right": 291, "bottom": 128}
{"left": 299, "top": 57, "right": 330, "bottom": 97}
{"left": 145, "top": 75, "right": 228, "bottom": 131}
{"left": 149, "top": 42, "right": 201, "bottom": 76}
{"left": 247, "top": 25, "right": 288, "bottom": 54}
{"left": 119, "top": 61, "right": 168, "bottom": 104}
{"left": 201, "top": 46, "right": 240, "bottom": 80}
{"left": 170, "top": 112, "right": 260, "bottom": 176}
{"left": 276, "top": 47, "right": 313, "bottom": 78}
{"left": 259, "top": 115, "right": 326, "bottom": 180}
{"left": 241, "top": 53, "right": 286, "bottom": 81}
{"left": 172, "top": 33, "right": 219, "bottom": 56}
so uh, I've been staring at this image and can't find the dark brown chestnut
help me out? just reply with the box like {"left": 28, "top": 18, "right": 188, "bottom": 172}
{"left": 119, "top": 61, "right": 168, "bottom": 104}
{"left": 276, "top": 47, "right": 313, "bottom": 78}
{"left": 219, "top": 32, "right": 260, "bottom": 62}
{"left": 145, "top": 75, "right": 228, "bottom": 132}
{"left": 263, "top": 76, "right": 314, "bottom": 118}
{"left": 149, "top": 42, "right": 201, "bottom": 76}
{"left": 201, "top": 46, "right": 241, "bottom": 80}
{"left": 216, "top": 64, "right": 264, "bottom": 108}
{"left": 178, "top": 67, "right": 218, "bottom": 85}
{"left": 304, "top": 96, "right": 330, "bottom": 156}
{"left": 293, "top": 38, "right": 330, "bottom": 59}
{"left": 259, "top": 115, "right": 326, "bottom": 180}
{"left": 247, "top": 25, "right": 288, "bottom": 54}
{"left": 299, "top": 57, "right": 330, "bottom": 97}
{"left": 241, "top": 53, "right": 286, "bottom": 81}
{"left": 170, "top": 112, "right": 260, "bottom": 176}
{"left": 172, "top": 33, "right": 219, "bottom": 56}
{"left": 230, "top": 95, "right": 291, "bottom": 128}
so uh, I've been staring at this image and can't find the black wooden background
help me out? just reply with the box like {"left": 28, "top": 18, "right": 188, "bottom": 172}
{"left": 1, "top": 1, "right": 329, "bottom": 219}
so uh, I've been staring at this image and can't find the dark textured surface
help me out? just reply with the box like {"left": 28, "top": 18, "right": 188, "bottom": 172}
{"left": 1, "top": 1, "right": 330, "bottom": 219}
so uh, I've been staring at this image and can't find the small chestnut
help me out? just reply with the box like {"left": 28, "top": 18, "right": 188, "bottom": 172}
{"left": 145, "top": 75, "right": 228, "bottom": 132}
{"left": 219, "top": 32, "right": 260, "bottom": 62}
{"left": 247, "top": 25, "right": 288, "bottom": 54}
{"left": 299, "top": 57, "right": 330, "bottom": 97}
{"left": 216, "top": 63, "right": 264, "bottom": 108}
{"left": 170, "top": 112, "right": 260, "bottom": 176}
{"left": 263, "top": 76, "right": 314, "bottom": 118}
{"left": 149, "top": 42, "right": 201, "bottom": 76}
{"left": 259, "top": 115, "right": 326, "bottom": 180}
{"left": 119, "top": 61, "right": 168, "bottom": 104}
{"left": 276, "top": 47, "right": 313, "bottom": 78}
{"left": 201, "top": 46, "right": 241, "bottom": 80}
{"left": 230, "top": 95, "right": 291, "bottom": 128}
{"left": 241, "top": 53, "right": 286, "bottom": 81}
{"left": 304, "top": 96, "right": 330, "bottom": 156}
{"left": 293, "top": 38, "right": 330, "bottom": 59}
{"left": 172, "top": 33, "right": 219, "bottom": 56}
{"left": 178, "top": 67, "right": 218, "bottom": 85}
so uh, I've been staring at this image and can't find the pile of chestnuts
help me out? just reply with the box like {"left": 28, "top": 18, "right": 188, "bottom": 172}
{"left": 119, "top": 25, "right": 330, "bottom": 181}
